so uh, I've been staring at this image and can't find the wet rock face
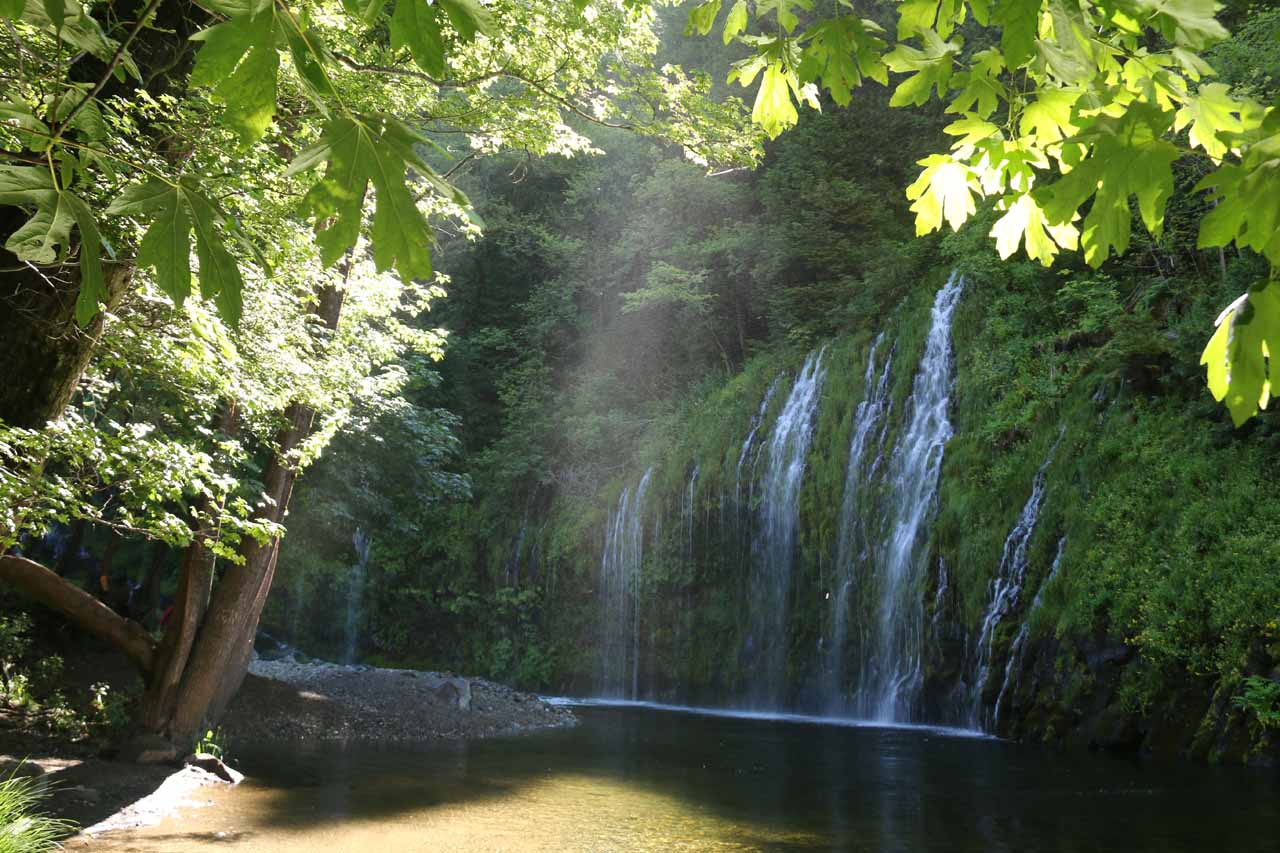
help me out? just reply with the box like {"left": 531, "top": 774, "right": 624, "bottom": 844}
{"left": 980, "top": 630, "right": 1280, "bottom": 766}
{"left": 185, "top": 753, "right": 244, "bottom": 785}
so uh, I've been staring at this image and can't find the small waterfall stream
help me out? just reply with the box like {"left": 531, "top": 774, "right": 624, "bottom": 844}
{"left": 599, "top": 467, "right": 654, "bottom": 698}
{"left": 826, "top": 334, "right": 893, "bottom": 711}
{"left": 735, "top": 376, "right": 782, "bottom": 522}
{"left": 993, "top": 536, "right": 1067, "bottom": 726}
{"left": 343, "top": 528, "right": 372, "bottom": 665}
{"left": 859, "top": 273, "right": 965, "bottom": 721}
{"left": 969, "top": 431, "right": 1062, "bottom": 726}
{"left": 683, "top": 464, "right": 700, "bottom": 561}
{"left": 747, "top": 349, "right": 828, "bottom": 708}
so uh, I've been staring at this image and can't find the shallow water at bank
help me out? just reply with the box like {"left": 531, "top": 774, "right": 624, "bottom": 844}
{"left": 77, "top": 703, "right": 1279, "bottom": 851}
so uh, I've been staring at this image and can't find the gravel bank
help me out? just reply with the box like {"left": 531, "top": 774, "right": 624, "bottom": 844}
{"left": 222, "top": 658, "right": 576, "bottom": 743}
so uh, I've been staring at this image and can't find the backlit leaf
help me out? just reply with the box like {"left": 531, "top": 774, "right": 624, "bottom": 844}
{"left": 0, "top": 166, "right": 104, "bottom": 324}
{"left": 884, "top": 28, "right": 959, "bottom": 107}
{"left": 995, "top": 0, "right": 1040, "bottom": 67}
{"left": 723, "top": 0, "right": 747, "bottom": 43}
{"left": 190, "top": 9, "right": 281, "bottom": 145}
{"left": 391, "top": 0, "right": 446, "bottom": 77}
{"left": 798, "top": 16, "right": 888, "bottom": 103}
{"left": 906, "top": 154, "right": 979, "bottom": 234}
{"left": 296, "top": 114, "right": 446, "bottom": 282}
{"left": 437, "top": 0, "right": 496, "bottom": 40}
{"left": 685, "top": 0, "right": 721, "bottom": 37}
{"left": 990, "top": 192, "right": 1077, "bottom": 265}
{"left": 1200, "top": 280, "right": 1280, "bottom": 425}
{"left": 135, "top": 186, "right": 193, "bottom": 306}
{"left": 1109, "top": 0, "right": 1228, "bottom": 50}
{"left": 1175, "top": 82, "right": 1245, "bottom": 160}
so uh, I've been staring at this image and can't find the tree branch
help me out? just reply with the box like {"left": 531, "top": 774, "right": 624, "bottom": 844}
{"left": 330, "top": 51, "right": 508, "bottom": 89}
{"left": 0, "top": 554, "right": 156, "bottom": 674}
{"left": 56, "top": 0, "right": 166, "bottom": 132}
{"left": 440, "top": 151, "right": 479, "bottom": 180}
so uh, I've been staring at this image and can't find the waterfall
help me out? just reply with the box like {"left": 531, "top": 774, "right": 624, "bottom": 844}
{"left": 993, "top": 536, "right": 1067, "bottom": 727}
{"left": 931, "top": 557, "right": 949, "bottom": 632}
{"left": 506, "top": 520, "right": 527, "bottom": 586}
{"left": 599, "top": 467, "right": 653, "bottom": 698}
{"left": 859, "top": 273, "right": 965, "bottom": 721}
{"left": 826, "top": 334, "right": 894, "bottom": 711}
{"left": 343, "top": 528, "right": 372, "bottom": 665}
{"left": 735, "top": 375, "right": 782, "bottom": 522}
{"left": 746, "top": 348, "right": 828, "bottom": 708}
{"left": 969, "top": 432, "right": 1062, "bottom": 726}
{"left": 683, "top": 464, "right": 700, "bottom": 561}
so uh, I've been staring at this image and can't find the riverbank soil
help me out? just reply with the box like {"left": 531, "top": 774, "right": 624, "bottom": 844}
{"left": 2, "top": 625, "right": 574, "bottom": 839}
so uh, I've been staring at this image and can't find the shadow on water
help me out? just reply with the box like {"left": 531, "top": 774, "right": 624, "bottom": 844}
{"left": 85, "top": 705, "right": 1280, "bottom": 852}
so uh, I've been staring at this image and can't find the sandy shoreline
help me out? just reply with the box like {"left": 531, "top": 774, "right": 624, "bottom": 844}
{"left": 3, "top": 658, "right": 574, "bottom": 842}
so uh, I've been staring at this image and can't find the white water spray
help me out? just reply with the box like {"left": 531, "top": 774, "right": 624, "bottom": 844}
{"left": 827, "top": 334, "right": 894, "bottom": 711}
{"left": 599, "top": 467, "right": 654, "bottom": 698}
{"left": 747, "top": 349, "right": 828, "bottom": 708}
{"left": 859, "top": 273, "right": 965, "bottom": 721}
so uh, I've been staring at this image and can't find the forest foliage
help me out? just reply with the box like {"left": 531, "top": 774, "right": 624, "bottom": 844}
{"left": 0, "top": 0, "right": 1278, "bottom": 751}
{"left": 0, "top": 0, "right": 759, "bottom": 745}
{"left": 258, "top": 8, "right": 1280, "bottom": 760}
{"left": 685, "top": 0, "right": 1280, "bottom": 424}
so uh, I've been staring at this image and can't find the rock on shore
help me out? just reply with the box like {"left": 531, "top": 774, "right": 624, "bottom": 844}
{"left": 222, "top": 657, "right": 576, "bottom": 743}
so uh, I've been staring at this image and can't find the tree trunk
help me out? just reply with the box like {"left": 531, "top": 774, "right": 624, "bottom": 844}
{"left": 0, "top": 555, "right": 155, "bottom": 673}
{"left": 0, "top": 0, "right": 206, "bottom": 429}
{"left": 0, "top": 261, "right": 133, "bottom": 428}
{"left": 162, "top": 406, "right": 309, "bottom": 741}
{"left": 138, "top": 537, "right": 216, "bottom": 732}
{"left": 162, "top": 283, "right": 345, "bottom": 744}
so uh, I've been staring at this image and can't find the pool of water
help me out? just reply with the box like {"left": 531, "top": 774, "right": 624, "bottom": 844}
{"left": 79, "top": 702, "right": 1279, "bottom": 851}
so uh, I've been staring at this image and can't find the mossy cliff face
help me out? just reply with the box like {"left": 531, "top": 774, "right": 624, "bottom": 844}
{"left": 517, "top": 257, "right": 1280, "bottom": 765}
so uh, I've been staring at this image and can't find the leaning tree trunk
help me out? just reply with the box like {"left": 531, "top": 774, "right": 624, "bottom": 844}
{"left": 138, "top": 534, "right": 218, "bottom": 733}
{"left": 0, "top": 555, "right": 155, "bottom": 673}
{"left": 157, "top": 283, "right": 345, "bottom": 744}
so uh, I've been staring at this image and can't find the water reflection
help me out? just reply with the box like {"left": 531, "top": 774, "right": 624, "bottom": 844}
{"left": 75, "top": 705, "right": 1279, "bottom": 852}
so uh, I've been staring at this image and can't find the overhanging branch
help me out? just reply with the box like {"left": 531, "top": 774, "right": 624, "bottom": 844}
{"left": 0, "top": 554, "right": 156, "bottom": 674}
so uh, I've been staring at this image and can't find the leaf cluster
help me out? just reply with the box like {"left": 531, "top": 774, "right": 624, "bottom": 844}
{"left": 685, "top": 0, "right": 1280, "bottom": 424}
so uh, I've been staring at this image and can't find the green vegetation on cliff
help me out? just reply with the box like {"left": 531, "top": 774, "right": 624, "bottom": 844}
{"left": 265, "top": 9, "right": 1280, "bottom": 761}
{"left": 1, "top": 0, "right": 1278, "bottom": 764}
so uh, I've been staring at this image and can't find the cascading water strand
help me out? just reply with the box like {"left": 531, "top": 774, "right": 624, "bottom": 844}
{"left": 826, "top": 333, "right": 894, "bottom": 713}
{"left": 746, "top": 349, "right": 828, "bottom": 709}
{"left": 858, "top": 272, "right": 965, "bottom": 722}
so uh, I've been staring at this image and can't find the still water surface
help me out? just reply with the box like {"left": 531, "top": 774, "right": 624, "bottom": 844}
{"left": 83, "top": 701, "right": 1279, "bottom": 851}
